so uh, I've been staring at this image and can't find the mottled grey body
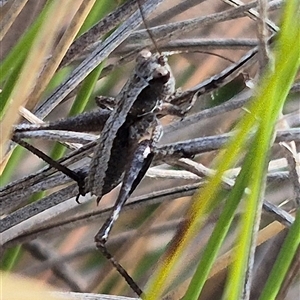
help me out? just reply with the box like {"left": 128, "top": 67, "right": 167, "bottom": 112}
{"left": 87, "top": 50, "right": 175, "bottom": 200}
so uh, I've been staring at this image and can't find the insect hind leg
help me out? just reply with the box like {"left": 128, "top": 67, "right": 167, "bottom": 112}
{"left": 93, "top": 140, "right": 154, "bottom": 296}
{"left": 96, "top": 242, "right": 144, "bottom": 297}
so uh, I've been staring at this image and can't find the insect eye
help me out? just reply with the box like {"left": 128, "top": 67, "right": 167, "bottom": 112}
{"left": 158, "top": 55, "right": 166, "bottom": 66}
{"left": 151, "top": 69, "right": 170, "bottom": 84}
{"left": 153, "top": 66, "right": 168, "bottom": 79}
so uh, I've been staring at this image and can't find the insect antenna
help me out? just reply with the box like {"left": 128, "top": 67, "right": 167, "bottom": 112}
{"left": 137, "top": 0, "right": 161, "bottom": 55}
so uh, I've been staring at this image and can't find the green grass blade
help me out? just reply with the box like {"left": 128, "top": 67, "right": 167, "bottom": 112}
{"left": 0, "top": 0, "right": 52, "bottom": 82}
{"left": 259, "top": 208, "right": 300, "bottom": 300}
{"left": 223, "top": 129, "right": 272, "bottom": 299}
{"left": 0, "top": 59, "right": 24, "bottom": 118}
{"left": 0, "top": 146, "right": 25, "bottom": 186}
{"left": 182, "top": 149, "right": 254, "bottom": 299}
{"left": 78, "top": 0, "right": 116, "bottom": 35}
{"left": 224, "top": 0, "right": 300, "bottom": 296}
{"left": 144, "top": 0, "right": 300, "bottom": 298}
{"left": 0, "top": 246, "right": 22, "bottom": 271}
